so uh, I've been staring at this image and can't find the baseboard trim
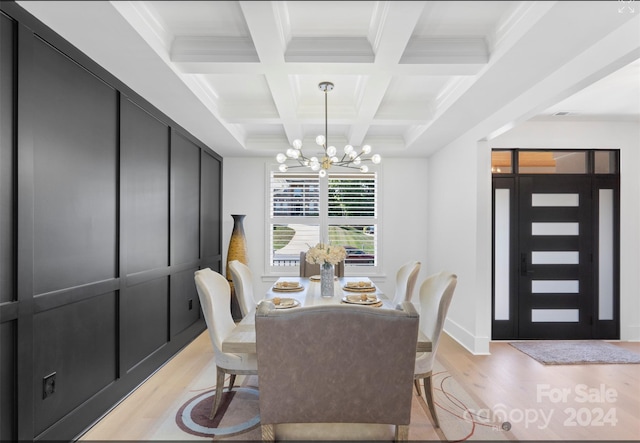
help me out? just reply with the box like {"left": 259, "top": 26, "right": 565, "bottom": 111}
{"left": 620, "top": 325, "right": 640, "bottom": 341}
{"left": 444, "top": 318, "right": 491, "bottom": 355}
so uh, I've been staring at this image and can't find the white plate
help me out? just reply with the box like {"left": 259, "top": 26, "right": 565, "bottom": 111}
{"left": 273, "top": 281, "right": 303, "bottom": 291}
{"left": 342, "top": 294, "right": 379, "bottom": 305}
{"left": 342, "top": 283, "right": 376, "bottom": 293}
{"left": 309, "top": 275, "right": 338, "bottom": 282}
{"left": 271, "top": 298, "right": 300, "bottom": 309}
{"left": 344, "top": 281, "right": 374, "bottom": 288}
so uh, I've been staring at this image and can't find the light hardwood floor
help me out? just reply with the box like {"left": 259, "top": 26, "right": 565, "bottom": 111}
{"left": 79, "top": 331, "right": 640, "bottom": 441}
{"left": 437, "top": 335, "right": 640, "bottom": 440}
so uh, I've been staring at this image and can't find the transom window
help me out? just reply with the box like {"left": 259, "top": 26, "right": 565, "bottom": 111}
{"left": 491, "top": 149, "right": 619, "bottom": 174}
{"left": 268, "top": 170, "right": 378, "bottom": 274}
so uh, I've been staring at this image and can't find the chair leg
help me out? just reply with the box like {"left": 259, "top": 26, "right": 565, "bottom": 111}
{"left": 210, "top": 366, "right": 226, "bottom": 420}
{"left": 424, "top": 375, "right": 440, "bottom": 428}
{"left": 395, "top": 424, "right": 409, "bottom": 441}
{"left": 261, "top": 424, "right": 275, "bottom": 442}
{"left": 228, "top": 374, "right": 237, "bottom": 391}
{"left": 414, "top": 379, "right": 422, "bottom": 397}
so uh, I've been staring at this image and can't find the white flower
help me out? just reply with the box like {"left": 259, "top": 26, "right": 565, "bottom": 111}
{"left": 305, "top": 243, "right": 347, "bottom": 266}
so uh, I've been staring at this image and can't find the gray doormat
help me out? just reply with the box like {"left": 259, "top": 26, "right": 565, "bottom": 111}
{"left": 510, "top": 340, "right": 640, "bottom": 365}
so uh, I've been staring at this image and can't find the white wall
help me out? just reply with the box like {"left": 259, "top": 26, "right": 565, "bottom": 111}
{"left": 426, "top": 135, "right": 493, "bottom": 354}
{"left": 222, "top": 157, "right": 430, "bottom": 301}
{"left": 427, "top": 120, "right": 639, "bottom": 355}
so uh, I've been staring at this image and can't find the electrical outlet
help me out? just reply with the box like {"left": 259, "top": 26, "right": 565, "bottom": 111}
{"left": 188, "top": 299, "right": 193, "bottom": 310}
{"left": 43, "top": 372, "right": 56, "bottom": 399}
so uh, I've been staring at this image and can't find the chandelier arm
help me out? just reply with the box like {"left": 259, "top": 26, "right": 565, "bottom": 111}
{"left": 286, "top": 164, "right": 310, "bottom": 170}
{"left": 333, "top": 164, "right": 363, "bottom": 170}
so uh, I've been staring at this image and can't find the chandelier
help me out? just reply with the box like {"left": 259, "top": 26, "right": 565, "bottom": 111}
{"left": 276, "top": 81, "right": 381, "bottom": 177}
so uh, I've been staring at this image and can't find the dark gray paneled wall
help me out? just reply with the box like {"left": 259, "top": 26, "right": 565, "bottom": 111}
{"left": 171, "top": 131, "right": 202, "bottom": 266}
{"left": 1, "top": 12, "right": 17, "bottom": 443}
{"left": 0, "top": 3, "right": 222, "bottom": 441}
{"left": 32, "top": 36, "right": 118, "bottom": 295}
{"left": 201, "top": 152, "right": 223, "bottom": 264}
{"left": 122, "top": 98, "right": 170, "bottom": 275}
{"left": 0, "top": 12, "right": 15, "bottom": 306}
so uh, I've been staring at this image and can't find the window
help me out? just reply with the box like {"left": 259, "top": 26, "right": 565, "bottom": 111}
{"left": 268, "top": 170, "right": 378, "bottom": 274}
{"left": 518, "top": 151, "right": 587, "bottom": 174}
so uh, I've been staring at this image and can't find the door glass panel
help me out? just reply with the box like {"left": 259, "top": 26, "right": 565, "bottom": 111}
{"left": 532, "top": 280, "right": 579, "bottom": 293}
{"left": 531, "top": 251, "right": 579, "bottom": 264}
{"left": 599, "top": 189, "right": 614, "bottom": 320}
{"left": 518, "top": 151, "right": 587, "bottom": 174}
{"left": 491, "top": 151, "right": 512, "bottom": 174}
{"left": 594, "top": 151, "right": 618, "bottom": 174}
{"left": 494, "top": 189, "right": 510, "bottom": 320}
{"left": 531, "top": 193, "right": 579, "bottom": 207}
{"left": 531, "top": 222, "right": 579, "bottom": 236}
{"left": 532, "top": 309, "right": 579, "bottom": 322}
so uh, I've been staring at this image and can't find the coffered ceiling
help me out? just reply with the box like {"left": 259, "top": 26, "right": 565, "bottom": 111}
{"left": 17, "top": 1, "right": 640, "bottom": 159}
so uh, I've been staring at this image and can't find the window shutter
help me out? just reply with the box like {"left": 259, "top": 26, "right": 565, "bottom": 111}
{"left": 269, "top": 171, "right": 378, "bottom": 269}
{"left": 328, "top": 173, "right": 377, "bottom": 266}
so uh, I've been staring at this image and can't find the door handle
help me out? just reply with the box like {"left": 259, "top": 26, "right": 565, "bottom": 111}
{"left": 521, "top": 253, "right": 533, "bottom": 276}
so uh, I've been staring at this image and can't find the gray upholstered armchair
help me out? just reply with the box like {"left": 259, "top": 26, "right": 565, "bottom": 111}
{"left": 255, "top": 300, "right": 419, "bottom": 441}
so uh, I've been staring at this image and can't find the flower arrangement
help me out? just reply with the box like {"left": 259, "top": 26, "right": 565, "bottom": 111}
{"left": 305, "top": 243, "right": 346, "bottom": 266}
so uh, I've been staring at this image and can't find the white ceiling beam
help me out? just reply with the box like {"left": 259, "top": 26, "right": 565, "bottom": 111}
{"left": 171, "top": 36, "right": 259, "bottom": 63}
{"left": 172, "top": 60, "right": 485, "bottom": 76}
{"left": 243, "top": 134, "right": 408, "bottom": 153}
{"left": 400, "top": 37, "right": 489, "bottom": 64}
{"left": 348, "top": 1, "right": 427, "bottom": 147}
{"left": 239, "top": 1, "right": 303, "bottom": 146}
{"left": 285, "top": 37, "right": 374, "bottom": 63}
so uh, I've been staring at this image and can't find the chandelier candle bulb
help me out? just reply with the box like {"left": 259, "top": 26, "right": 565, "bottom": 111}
{"left": 275, "top": 81, "right": 381, "bottom": 177}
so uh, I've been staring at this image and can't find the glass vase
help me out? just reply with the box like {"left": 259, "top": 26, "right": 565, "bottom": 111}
{"left": 320, "top": 263, "right": 335, "bottom": 297}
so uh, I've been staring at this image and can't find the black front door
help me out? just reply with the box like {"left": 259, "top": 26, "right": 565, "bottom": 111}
{"left": 492, "top": 149, "right": 620, "bottom": 340}
{"left": 517, "top": 175, "right": 593, "bottom": 339}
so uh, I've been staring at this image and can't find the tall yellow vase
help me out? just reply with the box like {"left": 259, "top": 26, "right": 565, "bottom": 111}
{"left": 226, "top": 214, "right": 247, "bottom": 319}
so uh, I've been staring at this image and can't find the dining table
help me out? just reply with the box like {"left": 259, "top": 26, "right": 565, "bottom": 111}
{"left": 222, "top": 275, "right": 432, "bottom": 354}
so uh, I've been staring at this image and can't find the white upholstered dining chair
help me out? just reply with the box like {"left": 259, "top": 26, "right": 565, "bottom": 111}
{"left": 391, "top": 260, "right": 421, "bottom": 306}
{"left": 413, "top": 271, "right": 457, "bottom": 428}
{"left": 255, "top": 301, "right": 419, "bottom": 441}
{"left": 194, "top": 268, "right": 258, "bottom": 419}
{"left": 228, "top": 260, "right": 257, "bottom": 318}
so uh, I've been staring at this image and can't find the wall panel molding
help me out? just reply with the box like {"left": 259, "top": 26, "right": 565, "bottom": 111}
{"left": 0, "top": 2, "right": 223, "bottom": 440}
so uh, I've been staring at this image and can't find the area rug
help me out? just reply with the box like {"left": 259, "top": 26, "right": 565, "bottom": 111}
{"left": 175, "top": 378, "right": 261, "bottom": 440}
{"left": 174, "top": 365, "right": 512, "bottom": 441}
{"left": 510, "top": 340, "right": 640, "bottom": 365}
